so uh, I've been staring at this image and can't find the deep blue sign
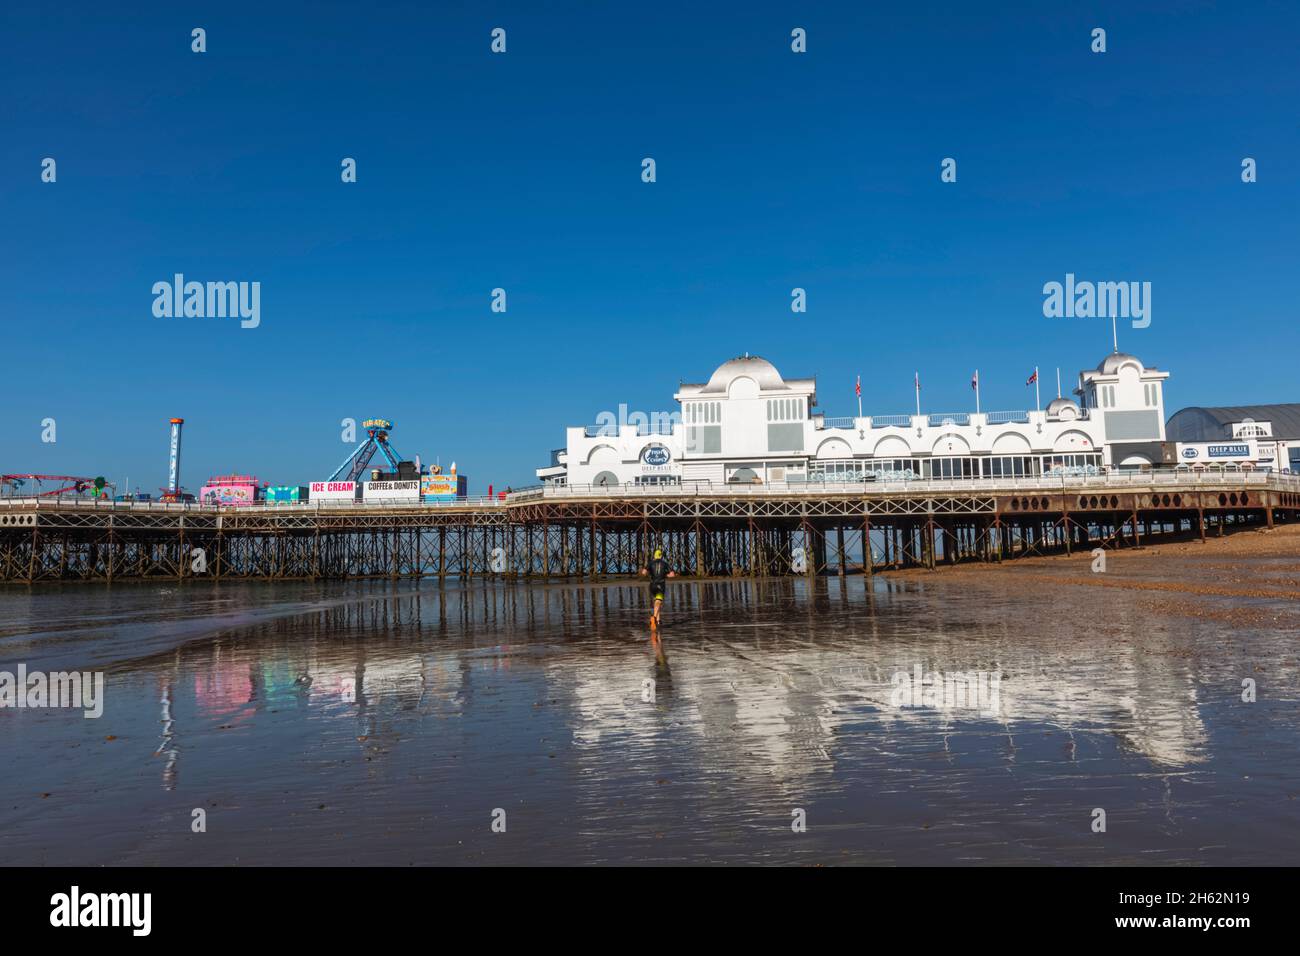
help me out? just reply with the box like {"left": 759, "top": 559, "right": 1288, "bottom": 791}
{"left": 1208, "top": 444, "right": 1249, "bottom": 458}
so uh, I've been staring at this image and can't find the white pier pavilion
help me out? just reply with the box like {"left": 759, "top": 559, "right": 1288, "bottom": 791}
{"left": 538, "top": 352, "right": 1172, "bottom": 488}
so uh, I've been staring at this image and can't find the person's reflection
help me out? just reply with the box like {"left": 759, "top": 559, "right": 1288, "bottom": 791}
{"left": 650, "top": 632, "right": 673, "bottom": 701}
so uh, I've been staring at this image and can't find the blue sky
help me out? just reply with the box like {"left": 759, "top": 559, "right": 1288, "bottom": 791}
{"left": 2, "top": 1, "right": 1297, "bottom": 492}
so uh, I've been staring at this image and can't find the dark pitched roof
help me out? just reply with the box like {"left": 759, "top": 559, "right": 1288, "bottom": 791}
{"left": 1166, "top": 404, "right": 1300, "bottom": 442}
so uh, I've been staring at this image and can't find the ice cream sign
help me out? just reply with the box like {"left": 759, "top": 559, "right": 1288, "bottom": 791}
{"left": 310, "top": 480, "right": 358, "bottom": 500}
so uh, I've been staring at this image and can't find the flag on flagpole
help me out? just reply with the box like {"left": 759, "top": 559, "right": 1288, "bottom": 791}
{"left": 855, "top": 375, "right": 862, "bottom": 419}
{"left": 1025, "top": 369, "right": 1038, "bottom": 385}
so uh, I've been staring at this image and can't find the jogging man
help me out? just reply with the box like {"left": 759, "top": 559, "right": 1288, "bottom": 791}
{"left": 639, "top": 548, "right": 675, "bottom": 629}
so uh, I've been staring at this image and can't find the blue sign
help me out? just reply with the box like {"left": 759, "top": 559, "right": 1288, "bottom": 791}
{"left": 1182, "top": 448, "right": 1199, "bottom": 459}
{"left": 642, "top": 445, "right": 671, "bottom": 467}
{"left": 1208, "top": 444, "right": 1249, "bottom": 458}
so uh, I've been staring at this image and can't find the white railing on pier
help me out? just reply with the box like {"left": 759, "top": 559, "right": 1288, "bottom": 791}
{"left": 529, "top": 470, "right": 1298, "bottom": 500}
{"left": 2, "top": 469, "right": 1298, "bottom": 513}
{"left": 0, "top": 495, "right": 512, "bottom": 513}
{"left": 583, "top": 423, "right": 676, "bottom": 437}
{"left": 927, "top": 413, "right": 971, "bottom": 427}
{"left": 869, "top": 415, "right": 912, "bottom": 428}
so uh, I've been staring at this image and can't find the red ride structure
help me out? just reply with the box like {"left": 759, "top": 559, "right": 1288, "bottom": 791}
{"left": 0, "top": 474, "right": 110, "bottom": 497}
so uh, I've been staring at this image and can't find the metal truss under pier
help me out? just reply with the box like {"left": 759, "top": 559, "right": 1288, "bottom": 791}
{"left": 2, "top": 474, "right": 1299, "bottom": 583}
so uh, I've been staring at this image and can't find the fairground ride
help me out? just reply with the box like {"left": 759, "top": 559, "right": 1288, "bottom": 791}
{"left": 0, "top": 474, "right": 112, "bottom": 497}
{"left": 328, "top": 419, "right": 406, "bottom": 483}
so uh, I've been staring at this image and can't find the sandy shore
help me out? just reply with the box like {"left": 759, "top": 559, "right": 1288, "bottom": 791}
{"left": 891, "top": 523, "right": 1300, "bottom": 632}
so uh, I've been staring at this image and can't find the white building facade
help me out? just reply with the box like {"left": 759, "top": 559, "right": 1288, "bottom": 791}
{"left": 537, "top": 352, "right": 1173, "bottom": 488}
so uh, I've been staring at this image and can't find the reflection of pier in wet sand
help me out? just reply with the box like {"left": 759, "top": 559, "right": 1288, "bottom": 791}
{"left": 3, "top": 530, "right": 1297, "bottom": 864}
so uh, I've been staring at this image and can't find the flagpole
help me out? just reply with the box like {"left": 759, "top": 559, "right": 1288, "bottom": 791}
{"left": 976, "top": 370, "right": 981, "bottom": 414}
{"left": 915, "top": 373, "right": 921, "bottom": 418}
{"left": 1035, "top": 366, "right": 1040, "bottom": 411}
{"left": 1056, "top": 367, "right": 1062, "bottom": 400}
{"left": 857, "top": 376, "right": 863, "bottom": 420}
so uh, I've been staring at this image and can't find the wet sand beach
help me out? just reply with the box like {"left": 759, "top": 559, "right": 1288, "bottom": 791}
{"left": 2, "top": 526, "right": 1298, "bottom": 866}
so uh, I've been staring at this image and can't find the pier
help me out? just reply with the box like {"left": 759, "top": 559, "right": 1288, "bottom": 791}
{"left": 2, "top": 471, "right": 1297, "bottom": 583}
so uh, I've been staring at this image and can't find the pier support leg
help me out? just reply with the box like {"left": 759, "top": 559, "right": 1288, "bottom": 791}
{"left": 27, "top": 527, "right": 38, "bottom": 584}
{"left": 863, "top": 513, "right": 873, "bottom": 580}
